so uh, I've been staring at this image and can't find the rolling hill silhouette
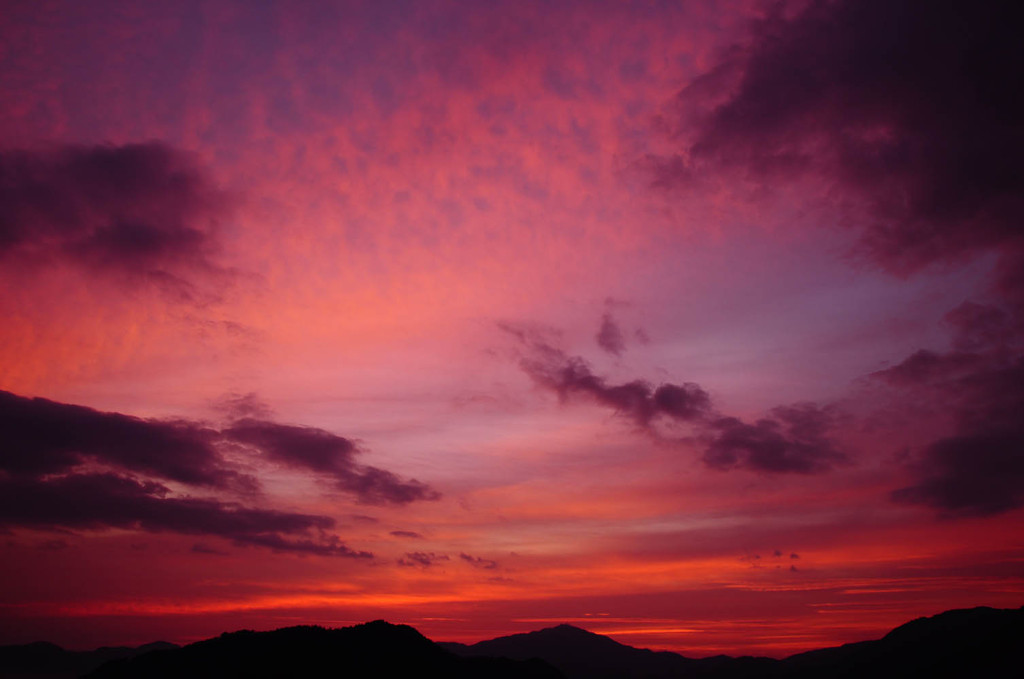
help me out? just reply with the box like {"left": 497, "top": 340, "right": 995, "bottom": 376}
{"left": 0, "top": 640, "right": 177, "bottom": 678}
{"left": 442, "top": 606, "right": 1024, "bottom": 678}
{"left": 1, "top": 605, "right": 1020, "bottom": 678}
{"left": 440, "top": 622, "right": 777, "bottom": 679}
{"left": 82, "top": 620, "right": 561, "bottom": 679}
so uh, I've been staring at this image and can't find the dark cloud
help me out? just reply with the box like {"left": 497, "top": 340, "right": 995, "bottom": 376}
{"left": 0, "top": 142, "right": 228, "bottom": 279}
{"left": 882, "top": 355, "right": 1024, "bottom": 516}
{"left": 225, "top": 420, "right": 440, "bottom": 505}
{"left": 459, "top": 552, "right": 498, "bottom": 569}
{"left": 212, "top": 392, "right": 275, "bottom": 421}
{"left": 873, "top": 349, "right": 988, "bottom": 388}
{"left": 0, "top": 473, "right": 368, "bottom": 557}
{"left": 0, "top": 390, "right": 439, "bottom": 506}
{"left": 390, "top": 530, "right": 423, "bottom": 539}
{"left": 658, "top": 0, "right": 1024, "bottom": 274}
{"left": 504, "top": 322, "right": 843, "bottom": 474}
{"left": 596, "top": 313, "right": 626, "bottom": 356}
{"left": 654, "top": 0, "right": 1024, "bottom": 514}
{"left": 0, "top": 390, "right": 440, "bottom": 551}
{"left": 703, "top": 404, "right": 845, "bottom": 474}
{"left": 943, "top": 302, "right": 1017, "bottom": 352}
{"left": 508, "top": 326, "right": 710, "bottom": 428}
{"left": 0, "top": 390, "right": 250, "bottom": 490}
{"left": 892, "top": 431, "right": 1024, "bottom": 517}
{"left": 397, "top": 551, "right": 449, "bottom": 568}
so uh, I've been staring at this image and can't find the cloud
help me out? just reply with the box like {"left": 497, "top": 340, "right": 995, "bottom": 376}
{"left": 0, "top": 390, "right": 439, "bottom": 506}
{"left": 505, "top": 324, "right": 710, "bottom": 428}
{"left": 880, "top": 353, "right": 1024, "bottom": 516}
{"left": 703, "top": 404, "right": 846, "bottom": 474}
{"left": 872, "top": 350, "right": 989, "bottom": 388}
{"left": 0, "top": 473, "right": 369, "bottom": 557}
{"left": 653, "top": 0, "right": 1024, "bottom": 514}
{"left": 504, "top": 322, "right": 844, "bottom": 474}
{"left": 943, "top": 302, "right": 1017, "bottom": 353}
{"left": 212, "top": 392, "right": 275, "bottom": 421}
{"left": 459, "top": 552, "right": 498, "bottom": 569}
{"left": 0, "top": 390, "right": 250, "bottom": 490}
{"left": 390, "top": 530, "right": 423, "bottom": 539}
{"left": 596, "top": 312, "right": 626, "bottom": 356}
{"left": 224, "top": 420, "right": 440, "bottom": 505}
{"left": 0, "top": 142, "right": 228, "bottom": 283}
{"left": 397, "top": 551, "right": 449, "bottom": 568}
{"left": 0, "top": 389, "right": 440, "bottom": 550}
{"left": 892, "top": 430, "right": 1024, "bottom": 517}
{"left": 658, "top": 0, "right": 1024, "bottom": 274}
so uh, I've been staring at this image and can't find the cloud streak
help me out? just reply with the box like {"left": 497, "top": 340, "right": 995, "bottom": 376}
{"left": 459, "top": 552, "right": 498, "bottom": 569}
{"left": 0, "top": 390, "right": 438, "bottom": 505}
{"left": 504, "top": 323, "right": 844, "bottom": 474}
{"left": 0, "top": 390, "right": 249, "bottom": 490}
{"left": 505, "top": 324, "right": 710, "bottom": 428}
{"left": 397, "top": 552, "right": 449, "bottom": 568}
{"left": 0, "top": 473, "right": 369, "bottom": 557}
{"left": 0, "top": 390, "right": 439, "bottom": 552}
{"left": 225, "top": 419, "right": 440, "bottom": 505}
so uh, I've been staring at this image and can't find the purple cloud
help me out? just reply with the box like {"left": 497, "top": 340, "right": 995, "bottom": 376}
{"left": 459, "top": 552, "right": 498, "bottom": 569}
{"left": 505, "top": 324, "right": 710, "bottom": 428}
{"left": 225, "top": 420, "right": 440, "bottom": 505}
{"left": 0, "top": 473, "right": 369, "bottom": 557}
{"left": 0, "top": 142, "right": 228, "bottom": 284}
{"left": 653, "top": 0, "right": 1024, "bottom": 514}
{"left": 880, "top": 353, "right": 1024, "bottom": 516}
{"left": 0, "top": 390, "right": 250, "bottom": 490}
{"left": 504, "top": 322, "right": 844, "bottom": 474}
{"left": 657, "top": 0, "right": 1024, "bottom": 275}
{"left": 596, "top": 312, "right": 626, "bottom": 356}
{"left": 397, "top": 551, "right": 449, "bottom": 568}
{"left": 703, "top": 404, "right": 846, "bottom": 474}
{"left": 0, "top": 390, "right": 441, "bottom": 551}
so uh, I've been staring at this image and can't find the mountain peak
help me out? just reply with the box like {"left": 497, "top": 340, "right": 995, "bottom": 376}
{"left": 540, "top": 623, "right": 600, "bottom": 635}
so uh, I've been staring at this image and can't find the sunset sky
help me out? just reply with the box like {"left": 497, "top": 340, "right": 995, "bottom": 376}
{"left": 1, "top": 0, "right": 1022, "bottom": 658}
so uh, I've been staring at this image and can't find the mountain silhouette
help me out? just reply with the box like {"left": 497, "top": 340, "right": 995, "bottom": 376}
{"left": 441, "top": 623, "right": 707, "bottom": 678}
{"left": 82, "top": 620, "right": 562, "bottom": 679}
{"left": 440, "top": 606, "right": 1024, "bottom": 679}
{"left": 0, "top": 640, "right": 178, "bottom": 678}
{"left": 440, "top": 622, "right": 779, "bottom": 679}
{"left": 780, "top": 605, "right": 1024, "bottom": 678}
{"left": 2, "top": 605, "right": 1021, "bottom": 678}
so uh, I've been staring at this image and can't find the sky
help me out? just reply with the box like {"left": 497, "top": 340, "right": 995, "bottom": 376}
{"left": 1, "top": 0, "right": 1022, "bottom": 658}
